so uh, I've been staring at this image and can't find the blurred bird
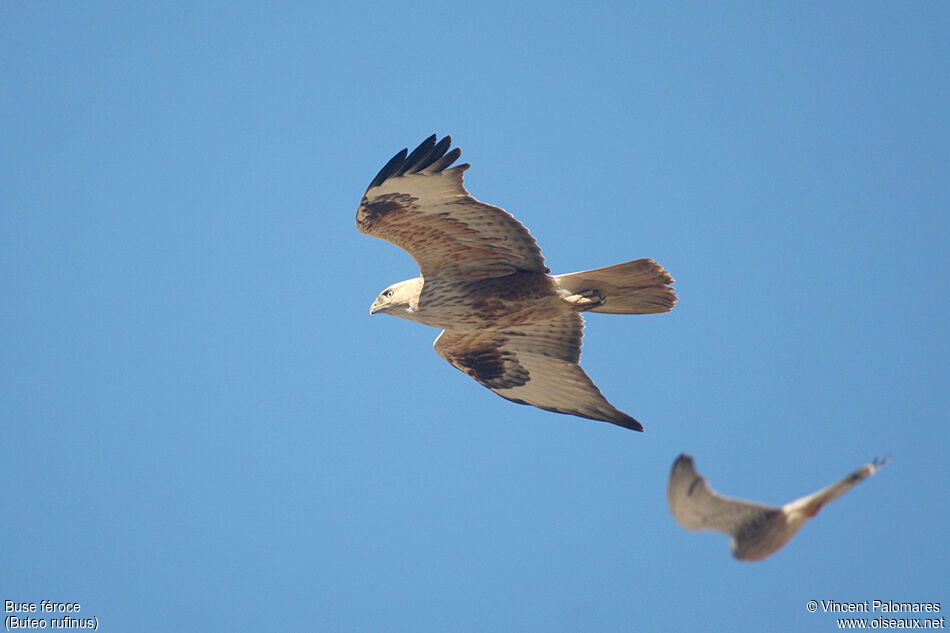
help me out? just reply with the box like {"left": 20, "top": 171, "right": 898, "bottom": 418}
{"left": 667, "top": 454, "right": 889, "bottom": 561}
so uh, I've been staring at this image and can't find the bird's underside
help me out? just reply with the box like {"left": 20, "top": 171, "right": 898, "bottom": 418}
{"left": 357, "top": 134, "right": 676, "bottom": 431}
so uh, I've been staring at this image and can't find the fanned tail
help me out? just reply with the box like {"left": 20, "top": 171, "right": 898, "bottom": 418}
{"left": 554, "top": 258, "right": 676, "bottom": 314}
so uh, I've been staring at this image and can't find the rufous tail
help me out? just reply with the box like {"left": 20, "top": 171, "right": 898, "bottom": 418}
{"left": 554, "top": 258, "right": 676, "bottom": 314}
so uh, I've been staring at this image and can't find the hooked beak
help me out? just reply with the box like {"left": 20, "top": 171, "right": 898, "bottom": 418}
{"left": 369, "top": 300, "right": 383, "bottom": 316}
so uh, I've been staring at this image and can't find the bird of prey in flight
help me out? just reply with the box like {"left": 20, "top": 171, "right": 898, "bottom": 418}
{"left": 667, "top": 454, "right": 889, "bottom": 560}
{"left": 356, "top": 135, "right": 676, "bottom": 431}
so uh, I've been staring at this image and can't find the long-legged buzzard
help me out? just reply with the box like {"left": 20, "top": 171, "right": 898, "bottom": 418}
{"left": 357, "top": 135, "right": 676, "bottom": 431}
{"left": 667, "top": 454, "right": 889, "bottom": 560}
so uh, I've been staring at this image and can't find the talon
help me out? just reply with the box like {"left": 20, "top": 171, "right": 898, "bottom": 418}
{"left": 581, "top": 289, "right": 606, "bottom": 306}
{"left": 564, "top": 289, "right": 606, "bottom": 308}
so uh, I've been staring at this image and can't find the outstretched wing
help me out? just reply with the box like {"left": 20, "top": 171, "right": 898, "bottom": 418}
{"left": 782, "top": 457, "right": 890, "bottom": 517}
{"left": 357, "top": 135, "right": 548, "bottom": 280}
{"left": 669, "top": 454, "right": 890, "bottom": 561}
{"left": 668, "top": 454, "right": 779, "bottom": 535}
{"left": 433, "top": 313, "right": 642, "bottom": 431}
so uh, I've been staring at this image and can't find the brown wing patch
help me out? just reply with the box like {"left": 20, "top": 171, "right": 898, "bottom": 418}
{"left": 442, "top": 339, "right": 530, "bottom": 390}
{"left": 358, "top": 193, "right": 417, "bottom": 232}
{"left": 433, "top": 315, "right": 642, "bottom": 431}
{"left": 357, "top": 135, "right": 548, "bottom": 280}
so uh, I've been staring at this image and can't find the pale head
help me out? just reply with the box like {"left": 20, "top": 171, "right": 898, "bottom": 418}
{"left": 369, "top": 277, "right": 422, "bottom": 317}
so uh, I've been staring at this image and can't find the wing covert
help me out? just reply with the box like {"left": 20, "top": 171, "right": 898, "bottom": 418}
{"left": 357, "top": 135, "right": 548, "bottom": 280}
{"left": 433, "top": 314, "right": 642, "bottom": 431}
{"left": 668, "top": 454, "right": 778, "bottom": 536}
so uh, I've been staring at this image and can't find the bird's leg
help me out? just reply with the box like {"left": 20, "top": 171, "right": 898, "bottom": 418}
{"left": 562, "top": 288, "right": 606, "bottom": 309}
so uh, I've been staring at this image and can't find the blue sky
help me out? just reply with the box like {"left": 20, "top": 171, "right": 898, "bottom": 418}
{"left": 2, "top": 2, "right": 947, "bottom": 631}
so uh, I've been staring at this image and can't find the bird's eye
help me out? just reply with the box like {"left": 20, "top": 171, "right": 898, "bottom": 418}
{"left": 383, "top": 289, "right": 394, "bottom": 298}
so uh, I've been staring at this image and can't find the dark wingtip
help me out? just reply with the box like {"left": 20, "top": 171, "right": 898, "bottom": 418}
{"left": 615, "top": 414, "right": 644, "bottom": 432}
{"left": 671, "top": 454, "right": 695, "bottom": 479}
{"left": 368, "top": 147, "right": 408, "bottom": 189}
{"left": 673, "top": 453, "right": 693, "bottom": 467}
{"left": 366, "top": 135, "right": 461, "bottom": 191}
{"left": 397, "top": 134, "right": 438, "bottom": 177}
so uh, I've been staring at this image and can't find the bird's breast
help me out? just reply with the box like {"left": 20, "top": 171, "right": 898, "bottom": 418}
{"left": 410, "top": 272, "right": 570, "bottom": 331}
